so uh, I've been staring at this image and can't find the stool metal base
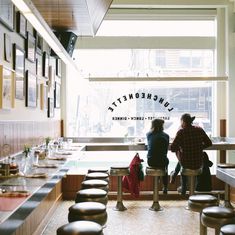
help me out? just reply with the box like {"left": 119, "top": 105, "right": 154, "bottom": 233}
{"left": 224, "top": 201, "right": 234, "bottom": 209}
{"left": 149, "top": 202, "right": 163, "bottom": 211}
{"left": 113, "top": 201, "right": 127, "bottom": 211}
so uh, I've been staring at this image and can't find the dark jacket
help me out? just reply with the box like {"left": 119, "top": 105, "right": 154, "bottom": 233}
{"left": 196, "top": 152, "right": 213, "bottom": 191}
{"left": 146, "top": 130, "right": 169, "bottom": 167}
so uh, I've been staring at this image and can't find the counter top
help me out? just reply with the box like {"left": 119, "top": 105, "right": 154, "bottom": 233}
{"left": 216, "top": 167, "right": 235, "bottom": 187}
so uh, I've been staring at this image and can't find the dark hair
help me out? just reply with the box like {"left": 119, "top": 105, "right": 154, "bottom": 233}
{"left": 181, "top": 113, "right": 195, "bottom": 125}
{"left": 151, "top": 119, "right": 164, "bottom": 133}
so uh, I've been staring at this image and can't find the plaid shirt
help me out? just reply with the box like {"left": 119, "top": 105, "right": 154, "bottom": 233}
{"left": 170, "top": 125, "right": 212, "bottom": 169}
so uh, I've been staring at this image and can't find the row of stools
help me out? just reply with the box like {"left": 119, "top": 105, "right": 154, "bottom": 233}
{"left": 57, "top": 170, "right": 110, "bottom": 235}
{"left": 188, "top": 194, "right": 235, "bottom": 235}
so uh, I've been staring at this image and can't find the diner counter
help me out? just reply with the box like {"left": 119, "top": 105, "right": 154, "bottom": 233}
{"left": 0, "top": 137, "right": 235, "bottom": 234}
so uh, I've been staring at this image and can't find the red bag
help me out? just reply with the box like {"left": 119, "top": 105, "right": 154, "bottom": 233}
{"left": 122, "top": 153, "right": 144, "bottom": 198}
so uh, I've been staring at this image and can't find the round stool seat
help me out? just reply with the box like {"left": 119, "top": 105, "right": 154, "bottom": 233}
{"left": 221, "top": 224, "right": 235, "bottom": 234}
{"left": 85, "top": 172, "right": 109, "bottom": 182}
{"left": 68, "top": 202, "right": 107, "bottom": 226}
{"left": 110, "top": 166, "right": 129, "bottom": 176}
{"left": 75, "top": 189, "right": 108, "bottom": 205}
{"left": 88, "top": 168, "right": 109, "bottom": 174}
{"left": 57, "top": 221, "right": 103, "bottom": 235}
{"left": 145, "top": 166, "right": 166, "bottom": 176}
{"left": 202, "top": 206, "right": 235, "bottom": 230}
{"left": 188, "top": 194, "right": 218, "bottom": 212}
{"left": 181, "top": 168, "right": 202, "bottom": 176}
{"left": 81, "top": 180, "right": 109, "bottom": 192}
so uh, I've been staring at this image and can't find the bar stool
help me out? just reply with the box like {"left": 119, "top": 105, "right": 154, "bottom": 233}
{"left": 85, "top": 172, "right": 109, "bottom": 182}
{"left": 201, "top": 206, "right": 235, "bottom": 235}
{"left": 145, "top": 166, "right": 166, "bottom": 211}
{"left": 57, "top": 221, "right": 103, "bottom": 235}
{"left": 81, "top": 179, "right": 109, "bottom": 192}
{"left": 188, "top": 194, "right": 218, "bottom": 235}
{"left": 68, "top": 202, "right": 107, "bottom": 226}
{"left": 75, "top": 188, "right": 108, "bottom": 205}
{"left": 110, "top": 166, "right": 129, "bottom": 211}
{"left": 220, "top": 224, "right": 235, "bottom": 234}
{"left": 181, "top": 168, "right": 202, "bottom": 195}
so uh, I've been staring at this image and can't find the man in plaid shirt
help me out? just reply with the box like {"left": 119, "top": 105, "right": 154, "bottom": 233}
{"left": 170, "top": 113, "right": 212, "bottom": 195}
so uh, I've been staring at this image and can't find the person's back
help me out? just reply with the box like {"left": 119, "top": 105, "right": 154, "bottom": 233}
{"left": 172, "top": 125, "right": 210, "bottom": 169}
{"left": 171, "top": 114, "right": 212, "bottom": 170}
{"left": 147, "top": 131, "right": 169, "bottom": 167}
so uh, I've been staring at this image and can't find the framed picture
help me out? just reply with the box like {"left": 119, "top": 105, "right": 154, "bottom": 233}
{"left": 36, "top": 52, "right": 42, "bottom": 77}
{"left": 13, "top": 44, "right": 25, "bottom": 76}
{"left": 26, "top": 32, "right": 36, "bottom": 62}
{"left": 15, "top": 74, "right": 24, "bottom": 100}
{"left": 16, "top": 11, "right": 27, "bottom": 39}
{"left": 48, "top": 65, "right": 55, "bottom": 89}
{"left": 56, "top": 58, "right": 62, "bottom": 77}
{"left": 26, "top": 71, "right": 37, "bottom": 107}
{"left": 0, "top": 1, "right": 14, "bottom": 31}
{"left": 40, "top": 83, "right": 47, "bottom": 110}
{"left": 48, "top": 97, "right": 54, "bottom": 118}
{"left": 0, "top": 65, "right": 15, "bottom": 109}
{"left": 43, "top": 51, "right": 49, "bottom": 78}
{"left": 4, "top": 33, "right": 11, "bottom": 62}
{"left": 54, "top": 82, "right": 60, "bottom": 108}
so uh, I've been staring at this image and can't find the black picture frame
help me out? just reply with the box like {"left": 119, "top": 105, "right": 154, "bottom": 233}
{"left": 43, "top": 51, "right": 49, "bottom": 78}
{"left": 16, "top": 11, "right": 27, "bottom": 39}
{"left": 26, "top": 71, "right": 37, "bottom": 108}
{"left": 54, "top": 82, "right": 60, "bottom": 108}
{"left": 36, "top": 33, "right": 43, "bottom": 52}
{"left": 4, "top": 33, "right": 11, "bottom": 62}
{"left": 0, "top": 1, "right": 14, "bottom": 31}
{"left": 13, "top": 44, "right": 25, "bottom": 77}
{"left": 47, "top": 97, "right": 54, "bottom": 118}
{"left": 56, "top": 58, "right": 62, "bottom": 77}
{"left": 26, "top": 32, "right": 36, "bottom": 62}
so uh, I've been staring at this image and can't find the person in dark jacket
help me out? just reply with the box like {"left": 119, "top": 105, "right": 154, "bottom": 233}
{"left": 146, "top": 118, "right": 169, "bottom": 194}
{"left": 170, "top": 113, "right": 212, "bottom": 195}
{"left": 196, "top": 151, "right": 213, "bottom": 191}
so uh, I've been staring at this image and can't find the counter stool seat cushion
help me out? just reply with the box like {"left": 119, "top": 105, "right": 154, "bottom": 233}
{"left": 181, "top": 168, "right": 202, "bottom": 176}
{"left": 68, "top": 202, "right": 107, "bottom": 226}
{"left": 202, "top": 207, "right": 235, "bottom": 219}
{"left": 145, "top": 166, "right": 166, "bottom": 176}
{"left": 188, "top": 194, "right": 218, "bottom": 212}
{"left": 85, "top": 172, "right": 109, "bottom": 182}
{"left": 110, "top": 166, "right": 129, "bottom": 176}
{"left": 75, "top": 189, "right": 108, "bottom": 205}
{"left": 201, "top": 206, "right": 235, "bottom": 230}
{"left": 81, "top": 180, "right": 109, "bottom": 191}
{"left": 220, "top": 224, "right": 235, "bottom": 234}
{"left": 57, "top": 221, "right": 103, "bottom": 235}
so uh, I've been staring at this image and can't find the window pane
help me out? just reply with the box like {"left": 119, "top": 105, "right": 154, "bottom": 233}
{"left": 74, "top": 49, "right": 214, "bottom": 78}
{"left": 97, "top": 20, "right": 216, "bottom": 36}
{"left": 72, "top": 82, "right": 213, "bottom": 138}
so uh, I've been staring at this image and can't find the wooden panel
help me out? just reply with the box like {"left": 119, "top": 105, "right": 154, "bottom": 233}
{"left": 62, "top": 174, "right": 225, "bottom": 200}
{"left": 0, "top": 120, "right": 61, "bottom": 158}
{"left": 32, "top": 0, "right": 113, "bottom": 36}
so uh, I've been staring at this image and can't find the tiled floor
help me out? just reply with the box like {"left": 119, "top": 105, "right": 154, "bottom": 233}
{"left": 42, "top": 200, "right": 216, "bottom": 235}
